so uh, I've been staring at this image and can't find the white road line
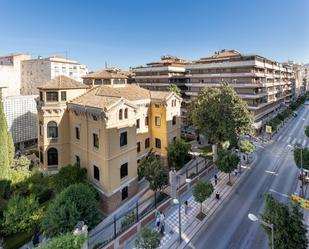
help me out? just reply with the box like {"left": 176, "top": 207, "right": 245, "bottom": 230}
{"left": 286, "top": 137, "right": 291, "bottom": 143}
{"left": 277, "top": 135, "right": 283, "bottom": 141}
{"left": 269, "top": 188, "right": 289, "bottom": 198}
{"left": 291, "top": 138, "right": 297, "bottom": 145}
{"left": 303, "top": 139, "right": 307, "bottom": 147}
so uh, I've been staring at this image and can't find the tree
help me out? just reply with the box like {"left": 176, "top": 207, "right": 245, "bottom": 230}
{"left": 49, "top": 164, "right": 87, "bottom": 193}
{"left": 305, "top": 125, "right": 309, "bottom": 138}
{"left": 143, "top": 159, "right": 168, "bottom": 206}
{"left": 192, "top": 181, "right": 214, "bottom": 215}
{"left": 239, "top": 140, "right": 255, "bottom": 154}
{"left": 39, "top": 233, "right": 87, "bottom": 249}
{"left": 293, "top": 146, "right": 309, "bottom": 170}
{"left": 41, "top": 183, "right": 100, "bottom": 237}
{"left": 167, "top": 83, "right": 181, "bottom": 96}
{"left": 189, "top": 84, "right": 252, "bottom": 158}
{"left": 0, "top": 96, "right": 12, "bottom": 180}
{"left": 262, "top": 194, "right": 308, "bottom": 249}
{"left": 11, "top": 155, "right": 31, "bottom": 172}
{"left": 135, "top": 227, "right": 160, "bottom": 249}
{"left": 166, "top": 138, "right": 191, "bottom": 170}
{"left": 137, "top": 150, "right": 156, "bottom": 180}
{"left": 216, "top": 149, "right": 239, "bottom": 184}
{"left": 1, "top": 194, "right": 42, "bottom": 236}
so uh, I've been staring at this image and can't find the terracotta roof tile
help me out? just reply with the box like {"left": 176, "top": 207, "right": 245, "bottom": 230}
{"left": 38, "top": 76, "right": 88, "bottom": 90}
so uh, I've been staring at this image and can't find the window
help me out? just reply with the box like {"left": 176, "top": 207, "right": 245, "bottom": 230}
{"left": 93, "top": 133, "right": 99, "bottom": 149}
{"left": 145, "top": 116, "right": 149, "bottom": 126}
{"left": 93, "top": 165, "right": 100, "bottom": 181}
{"left": 155, "top": 116, "right": 161, "bottom": 126}
{"left": 172, "top": 116, "right": 176, "bottom": 125}
{"left": 47, "top": 121, "right": 58, "bottom": 138}
{"left": 39, "top": 124, "right": 43, "bottom": 136}
{"left": 47, "top": 148, "right": 58, "bottom": 165}
{"left": 124, "top": 108, "right": 128, "bottom": 119}
{"left": 92, "top": 115, "right": 98, "bottom": 121}
{"left": 122, "top": 186, "right": 128, "bottom": 200}
{"left": 61, "top": 91, "right": 67, "bottom": 101}
{"left": 40, "top": 92, "right": 43, "bottom": 101}
{"left": 46, "top": 92, "right": 58, "bottom": 102}
{"left": 120, "top": 131, "right": 127, "bottom": 147}
{"left": 136, "top": 119, "right": 140, "bottom": 129}
{"left": 145, "top": 138, "right": 150, "bottom": 149}
{"left": 137, "top": 142, "right": 141, "bottom": 153}
{"left": 39, "top": 148, "right": 43, "bottom": 163}
{"left": 155, "top": 138, "right": 161, "bottom": 149}
{"left": 75, "top": 155, "right": 80, "bottom": 167}
{"left": 119, "top": 109, "right": 123, "bottom": 120}
{"left": 155, "top": 104, "right": 160, "bottom": 108}
{"left": 75, "top": 127, "right": 80, "bottom": 140}
{"left": 120, "top": 162, "right": 128, "bottom": 179}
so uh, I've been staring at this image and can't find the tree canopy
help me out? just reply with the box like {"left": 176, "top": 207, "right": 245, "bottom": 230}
{"left": 39, "top": 233, "right": 87, "bottom": 249}
{"left": 144, "top": 159, "right": 168, "bottom": 194}
{"left": 293, "top": 146, "right": 309, "bottom": 170}
{"left": 239, "top": 140, "right": 255, "bottom": 154}
{"left": 216, "top": 149, "right": 239, "bottom": 184}
{"left": 167, "top": 83, "right": 181, "bottom": 96}
{"left": 189, "top": 83, "right": 252, "bottom": 145}
{"left": 193, "top": 180, "right": 214, "bottom": 214}
{"left": 262, "top": 194, "right": 307, "bottom": 249}
{"left": 305, "top": 125, "right": 309, "bottom": 138}
{"left": 166, "top": 138, "right": 191, "bottom": 170}
{"left": 41, "top": 183, "right": 100, "bottom": 237}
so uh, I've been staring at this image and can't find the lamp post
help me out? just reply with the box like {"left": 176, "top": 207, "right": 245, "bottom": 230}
{"left": 248, "top": 213, "right": 274, "bottom": 249}
{"left": 173, "top": 177, "right": 191, "bottom": 243}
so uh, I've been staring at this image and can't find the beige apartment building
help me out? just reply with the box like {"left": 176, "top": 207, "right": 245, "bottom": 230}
{"left": 133, "top": 50, "right": 296, "bottom": 131}
{"left": 21, "top": 56, "right": 88, "bottom": 95}
{"left": 37, "top": 71, "right": 182, "bottom": 213}
{"left": 0, "top": 54, "right": 31, "bottom": 97}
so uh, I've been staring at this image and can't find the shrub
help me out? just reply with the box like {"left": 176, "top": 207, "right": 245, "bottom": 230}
{"left": 41, "top": 183, "right": 101, "bottom": 237}
{"left": 121, "top": 211, "right": 136, "bottom": 229}
{"left": 135, "top": 227, "right": 160, "bottom": 249}
{"left": 49, "top": 164, "right": 87, "bottom": 193}
{"left": 38, "top": 233, "right": 87, "bottom": 249}
{"left": 1, "top": 194, "right": 42, "bottom": 236}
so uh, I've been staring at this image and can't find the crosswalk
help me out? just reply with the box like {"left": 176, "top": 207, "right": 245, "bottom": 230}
{"left": 276, "top": 134, "right": 309, "bottom": 147}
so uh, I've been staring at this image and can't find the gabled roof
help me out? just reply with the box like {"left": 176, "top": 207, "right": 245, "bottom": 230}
{"left": 38, "top": 76, "right": 88, "bottom": 90}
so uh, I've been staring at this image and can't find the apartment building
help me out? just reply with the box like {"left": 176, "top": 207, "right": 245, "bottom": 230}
{"left": 0, "top": 54, "right": 31, "bottom": 97}
{"left": 133, "top": 51, "right": 296, "bottom": 131}
{"left": 37, "top": 73, "right": 182, "bottom": 213}
{"left": 21, "top": 56, "right": 88, "bottom": 95}
{"left": 186, "top": 50, "right": 294, "bottom": 130}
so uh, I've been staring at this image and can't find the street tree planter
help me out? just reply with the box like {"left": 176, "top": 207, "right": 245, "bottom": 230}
{"left": 196, "top": 212, "right": 206, "bottom": 221}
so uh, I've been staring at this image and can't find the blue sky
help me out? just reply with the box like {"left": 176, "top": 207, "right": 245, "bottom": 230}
{"left": 0, "top": 0, "right": 308, "bottom": 70}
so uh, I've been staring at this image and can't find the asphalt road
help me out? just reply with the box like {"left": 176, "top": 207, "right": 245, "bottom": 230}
{"left": 185, "top": 105, "right": 309, "bottom": 249}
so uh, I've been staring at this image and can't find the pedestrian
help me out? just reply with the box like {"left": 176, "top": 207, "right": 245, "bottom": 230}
{"left": 234, "top": 169, "right": 238, "bottom": 176}
{"left": 216, "top": 191, "right": 220, "bottom": 200}
{"left": 160, "top": 220, "right": 165, "bottom": 235}
{"left": 214, "top": 174, "right": 218, "bottom": 185}
{"left": 155, "top": 211, "right": 161, "bottom": 230}
{"left": 184, "top": 200, "right": 189, "bottom": 215}
{"left": 160, "top": 212, "right": 165, "bottom": 224}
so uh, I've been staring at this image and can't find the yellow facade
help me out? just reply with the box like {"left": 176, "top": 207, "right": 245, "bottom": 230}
{"left": 37, "top": 76, "right": 182, "bottom": 213}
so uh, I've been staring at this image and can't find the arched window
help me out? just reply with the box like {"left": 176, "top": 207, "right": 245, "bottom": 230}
{"left": 119, "top": 109, "right": 123, "bottom": 120}
{"left": 124, "top": 108, "right": 128, "bottom": 119}
{"left": 47, "top": 148, "right": 58, "bottom": 165}
{"left": 47, "top": 121, "right": 58, "bottom": 138}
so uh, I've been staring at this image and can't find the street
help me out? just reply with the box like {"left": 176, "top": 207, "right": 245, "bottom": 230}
{"left": 186, "top": 105, "right": 309, "bottom": 249}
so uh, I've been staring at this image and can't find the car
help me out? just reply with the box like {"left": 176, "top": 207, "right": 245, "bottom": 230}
{"left": 305, "top": 101, "right": 309, "bottom": 105}
{"left": 293, "top": 111, "right": 298, "bottom": 117}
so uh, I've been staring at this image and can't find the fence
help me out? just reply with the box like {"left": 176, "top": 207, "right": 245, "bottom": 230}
{"left": 89, "top": 157, "right": 213, "bottom": 249}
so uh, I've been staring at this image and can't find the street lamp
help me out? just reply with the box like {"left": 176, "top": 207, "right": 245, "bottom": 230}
{"left": 248, "top": 213, "right": 274, "bottom": 249}
{"left": 173, "top": 177, "right": 191, "bottom": 243}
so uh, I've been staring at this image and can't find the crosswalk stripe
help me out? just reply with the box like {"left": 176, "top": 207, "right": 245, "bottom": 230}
{"left": 303, "top": 140, "right": 307, "bottom": 147}
{"left": 291, "top": 138, "right": 297, "bottom": 145}
{"left": 287, "top": 137, "right": 291, "bottom": 143}
{"left": 277, "top": 135, "right": 282, "bottom": 141}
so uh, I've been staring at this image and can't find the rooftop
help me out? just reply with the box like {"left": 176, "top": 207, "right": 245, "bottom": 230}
{"left": 37, "top": 76, "right": 89, "bottom": 90}
{"left": 83, "top": 67, "right": 128, "bottom": 79}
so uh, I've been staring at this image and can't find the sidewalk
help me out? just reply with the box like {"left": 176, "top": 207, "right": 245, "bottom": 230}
{"left": 124, "top": 154, "right": 257, "bottom": 249}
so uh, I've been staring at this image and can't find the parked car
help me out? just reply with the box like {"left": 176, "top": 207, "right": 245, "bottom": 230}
{"left": 304, "top": 101, "right": 309, "bottom": 105}
{"left": 293, "top": 111, "right": 298, "bottom": 117}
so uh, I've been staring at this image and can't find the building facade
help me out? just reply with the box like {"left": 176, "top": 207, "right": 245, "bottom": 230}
{"left": 21, "top": 56, "right": 88, "bottom": 95}
{"left": 133, "top": 50, "right": 296, "bottom": 132}
{"left": 0, "top": 54, "right": 31, "bottom": 97}
{"left": 37, "top": 73, "right": 182, "bottom": 213}
{"left": 3, "top": 95, "right": 38, "bottom": 150}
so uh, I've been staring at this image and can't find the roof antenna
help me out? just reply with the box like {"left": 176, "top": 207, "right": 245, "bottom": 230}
{"left": 105, "top": 61, "right": 107, "bottom": 68}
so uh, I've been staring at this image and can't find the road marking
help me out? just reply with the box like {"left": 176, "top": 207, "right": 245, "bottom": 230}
{"left": 286, "top": 137, "right": 291, "bottom": 143}
{"left": 265, "top": 170, "right": 278, "bottom": 176}
{"left": 277, "top": 135, "right": 282, "bottom": 141}
{"left": 269, "top": 188, "right": 289, "bottom": 198}
{"left": 291, "top": 138, "right": 297, "bottom": 145}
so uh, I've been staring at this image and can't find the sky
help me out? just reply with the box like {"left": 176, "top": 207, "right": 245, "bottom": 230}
{"left": 0, "top": 0, "right": 308, "bottom": 71}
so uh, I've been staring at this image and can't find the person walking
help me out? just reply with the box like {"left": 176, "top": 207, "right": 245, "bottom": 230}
{"left": 184, "top": 200, "right": 189, "bottom": 215}
{"left": 160, "top": 212, "right": 165, "bottom": 235}
{"left": 155, "top": 211, "right": 161, "bottom": 230}
{"left": 214, "top": 174, "right": 218, "bottom": 185}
